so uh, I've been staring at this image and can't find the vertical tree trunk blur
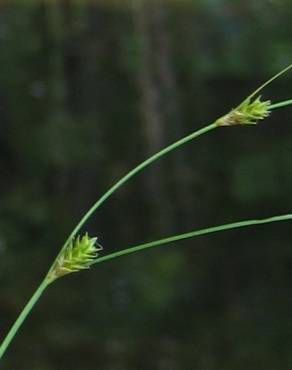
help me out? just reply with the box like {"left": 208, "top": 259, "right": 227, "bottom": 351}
{"left": 47, "top": 1, "right": 66, "bottom": 118}
{"left": 133, "top": 0, "right": 172, "bottom": 233}
{"left": 45, "top": 0, "right": 71, "bottom": 234}
{"left": 133, "top": 0, "right": 193, "bottom": 233}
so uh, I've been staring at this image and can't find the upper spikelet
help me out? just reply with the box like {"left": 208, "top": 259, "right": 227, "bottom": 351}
{"left": 216, "top": 96, "right": 271, "bottom": 127}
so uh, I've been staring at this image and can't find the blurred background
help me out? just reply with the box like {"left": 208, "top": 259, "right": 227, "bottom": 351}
{"left": 1, "top": 0, "right": 292, "bottom": 369}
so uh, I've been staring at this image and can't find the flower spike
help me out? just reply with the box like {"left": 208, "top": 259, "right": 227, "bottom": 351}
{"left": 47, "top": 233, "right": 102, "bottom": 283}
{"left": 216, "top": 96, "right": 271, "bottom": 127}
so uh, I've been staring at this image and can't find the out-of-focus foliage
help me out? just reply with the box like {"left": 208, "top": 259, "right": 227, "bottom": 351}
{"left": 1, "top": 1, "right": 292, "bottom": 369}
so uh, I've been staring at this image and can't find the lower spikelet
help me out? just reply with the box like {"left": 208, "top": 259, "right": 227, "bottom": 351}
{"left": 47, "top": 233, "right": 102, "bottom": 283}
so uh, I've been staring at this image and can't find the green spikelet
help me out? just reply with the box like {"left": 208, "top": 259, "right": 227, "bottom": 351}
{"left": 47, "top": 233, "right": 102, "bottom": 283}
{"left": 216, "top": 96, "right": 271, "bottom": 126}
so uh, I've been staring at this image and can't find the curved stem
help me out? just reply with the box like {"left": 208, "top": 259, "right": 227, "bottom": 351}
{"left": 246, "top": 64, "right": 292, "bottom": 102}
{"left": 270, "top": 99, "right": 292, "bottom": 110}
{"left": 93, "top": 214, "right": 292, "bottom": 264}
{"left": 0, "top": 121, "right": 229, "bottom": 359}
{"left": 0, "top": 279, "right": 49, "bottom": 360}
{"left": 47, "top": 122, "right": 218, "bottom": 273}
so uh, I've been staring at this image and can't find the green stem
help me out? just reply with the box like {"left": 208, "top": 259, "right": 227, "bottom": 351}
{"left": 47, "top": 94, "right": 292, "bottom": 272}
{"left": 48, "top": 122, "right": 218, "bottom": 272}
{"left": 0, "top": 279, "right": 49, "bottom": 360}
{"left": 0, "top": 121, "right": 224, "bottom": 359}
{"left": 246, "top": 63, "right": 292, "bottom": 101}
{"left": 270, "top": 99, "right": 292, "bottom": 110}
{"left": 94, "top": 214, "right": 292, "bottom": 264}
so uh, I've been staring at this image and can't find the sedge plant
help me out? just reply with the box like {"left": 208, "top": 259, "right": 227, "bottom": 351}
{"left": 1, "top": 64, "right": 292, "bottom": 361}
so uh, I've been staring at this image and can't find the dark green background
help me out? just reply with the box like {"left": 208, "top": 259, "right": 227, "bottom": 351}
{"left": 1, "top": 1, "right": 292, "bottom": 369}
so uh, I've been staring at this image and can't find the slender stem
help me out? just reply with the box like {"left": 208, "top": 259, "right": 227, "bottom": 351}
{"left": 47, "top": 63, "right": 292, "bottom": 268}
{"left": 0, "top": 279, "right": 49, "bottom": 360}
{"left": 47, "top": 94, "right": 292, "bottom": 272}
{"left": 47, "top": 122, "right": 218, "bottom": 273}
{"left": 270, "top": 99, "right": 292, "bottom": 110}
{"left": 93, "top": 214, "right": 292, "bottom": 264}
{"left": 68, "top": 123, "right": 217, "bottom": 238}
{"left": 246, "top": 63, "right": 292, "bottom": 102}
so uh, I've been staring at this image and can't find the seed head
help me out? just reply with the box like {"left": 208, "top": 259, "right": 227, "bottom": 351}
{"left": 216, "top": 96, "right": 271, "bottom": 127}
{"left": 47, "top": 233, "right": 102, "bottom": 283}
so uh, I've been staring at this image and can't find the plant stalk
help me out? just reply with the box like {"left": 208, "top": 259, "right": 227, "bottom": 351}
{"left": 0, "top": 280, "right": 49, "bottom": 360}
{"left": 270, "top": 99, "right": 292, "bottom": 110}
{"left": 47, "top": 122, "right": 218, "bottom": 273}
{"left": 94, "top": 214, "right": 292, "bottom": 264}
{"left": 61, "top": 93, "right": 292, "bottom": 252}
{"left": 1, "top": 213, "right": 292, "bottom": 360}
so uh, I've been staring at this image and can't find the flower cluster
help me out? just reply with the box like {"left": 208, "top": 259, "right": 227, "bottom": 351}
{"left": 216, "top": 96, "right": 271, "bottom": 127}
{"left": 47, "top": 233, "right": 102, "bottom": 283}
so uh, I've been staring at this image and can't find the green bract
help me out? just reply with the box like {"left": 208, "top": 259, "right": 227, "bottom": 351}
{"left": 216, "top": 96, "right": 271, "bottom": 126}
{"left": 47, "top": 233, "right": 102, "bottom": 283}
